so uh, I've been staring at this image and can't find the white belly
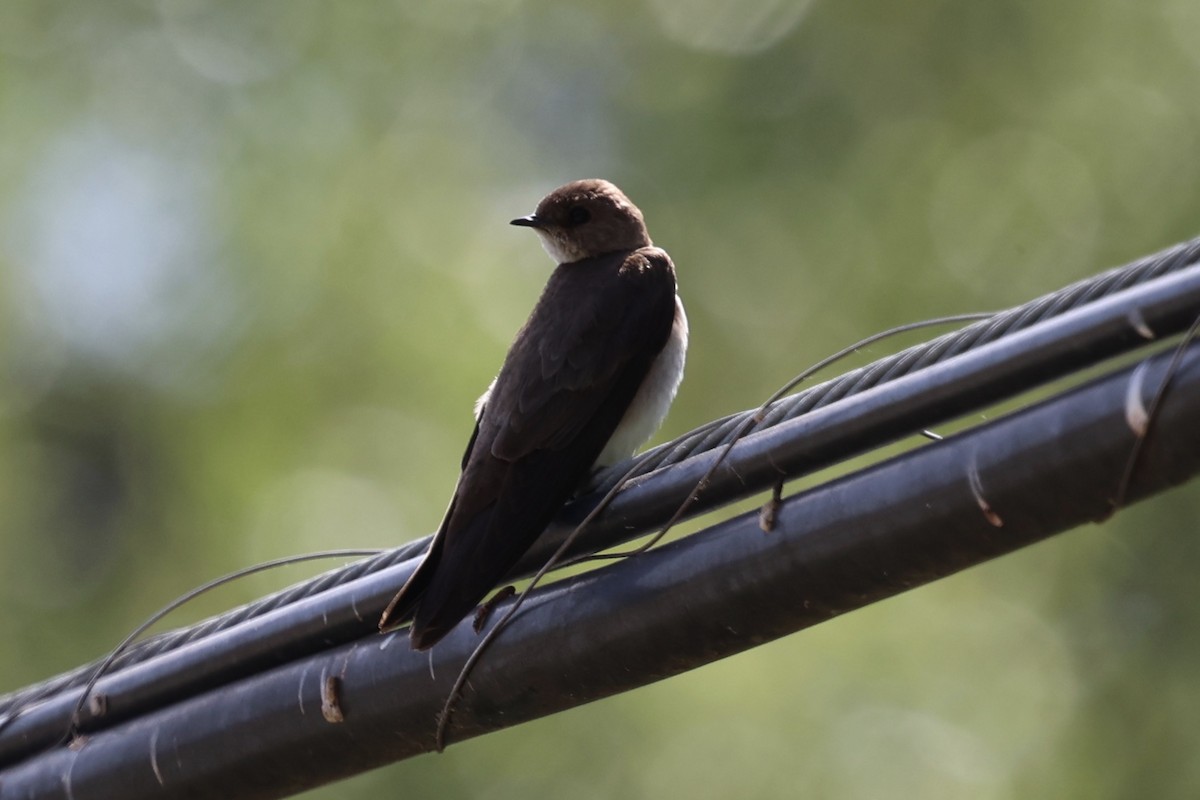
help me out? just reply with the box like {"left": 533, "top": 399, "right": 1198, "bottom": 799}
{"left": 596, "top": 294, "right": 688, "bottom": 466}
{"left": 472, "top": 295, "right": 688, "bottom": 466}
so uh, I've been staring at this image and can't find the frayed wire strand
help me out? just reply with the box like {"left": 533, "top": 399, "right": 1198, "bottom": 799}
{"left": 1106, "top": 312, "right": 1200, "bottom": 516}
{"left": 60, "top": 549, "right": 383, "bottom": 743}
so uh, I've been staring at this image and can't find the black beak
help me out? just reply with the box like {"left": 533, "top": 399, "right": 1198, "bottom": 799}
{"left": 510, "top": 214, "right": 543, "bottom": 228}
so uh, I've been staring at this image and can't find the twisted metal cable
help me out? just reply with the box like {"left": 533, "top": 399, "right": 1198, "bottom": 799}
{"left": 610, "top": 236, "right": 1200, "bottom": 478}
{"left": 8, "top": 342, "right": 1200, "bottom": 799}
{"left": 3, "top": 234, "right": 1199, "bottom": 719}
{"left": 0, "top": 541, "right": 425, "bottom": 719}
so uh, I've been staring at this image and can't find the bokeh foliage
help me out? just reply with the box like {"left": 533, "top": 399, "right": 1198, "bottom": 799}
{"left": 2, "top": 1, "right": 1199, "bottom": 797}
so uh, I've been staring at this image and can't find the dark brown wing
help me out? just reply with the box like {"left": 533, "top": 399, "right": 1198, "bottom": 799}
{"left": 382, "top": 247, "right": 677, "bottom": 649}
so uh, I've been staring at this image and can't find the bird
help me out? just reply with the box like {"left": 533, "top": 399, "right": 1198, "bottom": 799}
{"left": 379, "top": 178, "right": 688, "bottom": 651}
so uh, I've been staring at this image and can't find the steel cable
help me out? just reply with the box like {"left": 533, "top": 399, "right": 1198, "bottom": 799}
{"left": 2, "top": 234, "right": 1198, "bottom": 724}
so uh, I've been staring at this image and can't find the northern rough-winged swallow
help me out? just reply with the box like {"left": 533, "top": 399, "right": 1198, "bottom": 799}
{"left": 380, "top": 179, "right": 688, "bottom": 650}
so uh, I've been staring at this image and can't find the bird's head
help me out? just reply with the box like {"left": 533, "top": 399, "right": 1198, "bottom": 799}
{"left": 511, "top": 179, "right": 651, "bottom": 264}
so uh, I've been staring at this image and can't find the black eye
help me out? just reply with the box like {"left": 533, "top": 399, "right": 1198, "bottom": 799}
{"left": 566, "top": 205, "right": 591, "bottom": 226}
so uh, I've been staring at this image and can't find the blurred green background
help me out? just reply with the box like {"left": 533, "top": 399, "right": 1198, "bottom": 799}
{"left": 2, "top": 0, "right": 1200, "bottom": 797}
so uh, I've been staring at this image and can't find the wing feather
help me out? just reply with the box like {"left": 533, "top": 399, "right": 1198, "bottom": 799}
{"left": 387, "top": 247, "right": 678, "bottom": 648}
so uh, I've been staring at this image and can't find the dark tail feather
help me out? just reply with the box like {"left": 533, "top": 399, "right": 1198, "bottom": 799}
{"left": 406, "top": 544, "right": 499, "bottom": 651}
{"left": 409, "top": 601, "right": 467, "bottom": 651}
{"left": 406, "top": 509, "right": 521, "bottom": 651}
{"left": 378, "top": 534, "right": 444, "bottom": 633}
{"left": 379, "top": 526, "right": 495, "bottom": 651}
{"left": 406, "top": 451, "right": 597, "bottom": 650}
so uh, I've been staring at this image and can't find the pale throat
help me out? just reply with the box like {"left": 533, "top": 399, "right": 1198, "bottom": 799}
{"left": 535, "top": 231, "right": 584, "bottom": 265}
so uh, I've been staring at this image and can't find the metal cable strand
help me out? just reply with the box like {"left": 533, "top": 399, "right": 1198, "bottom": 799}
{"left": 615, "top": 236, "right": 1200, "bottom": 461}
{"left": 0, "top": 540, "right": 427, "bottom": 718}
{"left": 3, "top": 235, "right": 1199, "bottom": 718}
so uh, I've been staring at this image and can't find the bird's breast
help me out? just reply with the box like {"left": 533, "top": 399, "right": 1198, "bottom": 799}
{"left": 596, "top": 294, "right": 688, "bottom": 467}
